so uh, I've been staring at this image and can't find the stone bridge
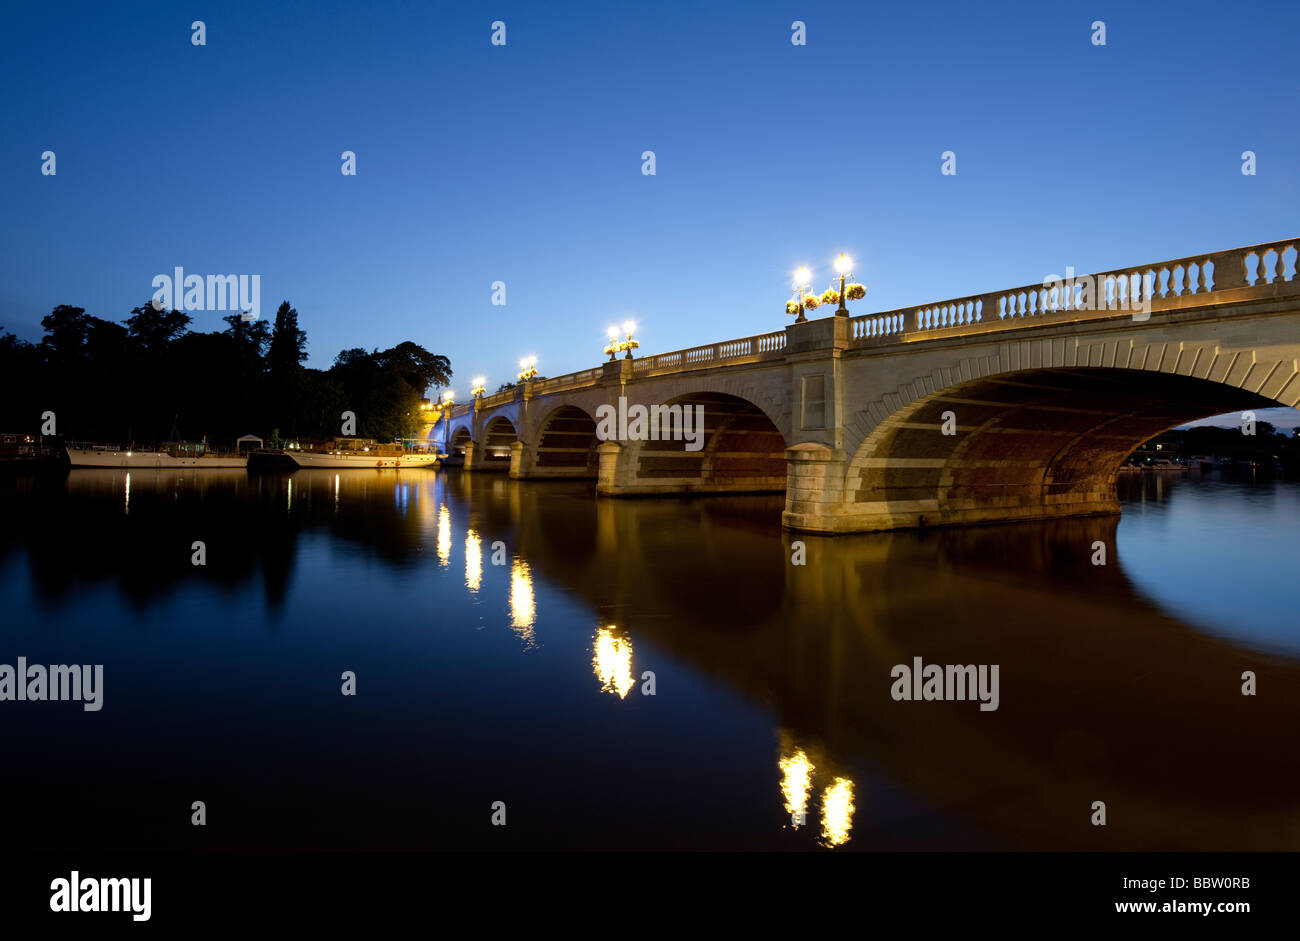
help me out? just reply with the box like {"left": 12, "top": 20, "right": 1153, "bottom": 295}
{"left": 429, "top": 237, "right": 1300, "bottom": 533}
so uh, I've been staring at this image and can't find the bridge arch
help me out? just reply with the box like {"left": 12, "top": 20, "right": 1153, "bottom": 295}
{"left": 834, "top": 361, "right": 1294, "bottom": 531}
{"left": 479, "top": 416, "right": 518, "bottom": 469}
{"left": 531, "top": 404, "right": 600, "bottom": 477}
{"left": 624, "top": 371, "right": 792, "bottom": 444}
{"left": 603, "top": 390, "right": 789, "bottom": 494}
{"left": 449, "top": 426, "right": 472, "bottom": 457}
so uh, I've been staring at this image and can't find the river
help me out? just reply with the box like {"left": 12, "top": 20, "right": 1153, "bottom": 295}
{"left": 0, "top": 467, "right": 1296, "bottom": 850}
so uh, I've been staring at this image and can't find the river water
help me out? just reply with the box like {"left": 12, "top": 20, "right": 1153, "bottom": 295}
{"left": 0, "top": 467, "right": 1296, "bottom": 851}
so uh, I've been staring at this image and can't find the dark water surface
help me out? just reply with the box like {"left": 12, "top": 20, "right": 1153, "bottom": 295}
{"left": 0, "top": 467, "right": 1296, "bottom": 851}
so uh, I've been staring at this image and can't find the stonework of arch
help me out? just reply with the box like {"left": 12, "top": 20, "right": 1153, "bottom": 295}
{"left": 844, "top": 335, "right": 1300, "bottom": 462}
{"left": 528, "top": 403, "right": 600, "bottom": 478}
{"left": 597, "top": 390, "right": 789, "bottom": 495}
{"left": 781, "top": 323, "right": 1300, "bottom": 533}
{"left": 478, "top": 416, "right": 518, "bottom": 470}
{"left": 449, "top": 427, "right": 472, "bottom": 458}
{"left": 620, "top": 369, "right": 793, "bottom": 445}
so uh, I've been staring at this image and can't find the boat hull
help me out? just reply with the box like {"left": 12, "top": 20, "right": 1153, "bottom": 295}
{"left": 289, "top": 452, "right": 439, "bottom": 469}
{"left": 66, "top": 449, "right": 248, "bottom": 468}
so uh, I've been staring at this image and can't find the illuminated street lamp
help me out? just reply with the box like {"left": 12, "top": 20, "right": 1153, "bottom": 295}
{"left": 789, "top": 266, "right": 813, "bottom": 323}
{"left": 833, "top": 253, "right": 853, "bottom": 316}
{"left": 620, "top": 320, "right": 638, "bottom": 359}
{"left": 471, "top": 376, "right": 486, "bottom": 398}
{"left": 518, "top": 356, "right": 538, "bottom": 382}
{"left": 604, "top": 321, "right": 640, "bottom": 360}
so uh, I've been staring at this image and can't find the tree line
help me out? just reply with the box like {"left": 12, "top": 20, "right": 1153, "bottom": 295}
{"left": 0, "top": 301, "right": 452, "bottom": 446}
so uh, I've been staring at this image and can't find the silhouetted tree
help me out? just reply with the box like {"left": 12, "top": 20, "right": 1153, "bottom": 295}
{"left": 268, "top": 301, "right": 307, "bottom": 377}
{"left": 0, "top": 299, "right": 452, "bottom": 447}
{"left": 125, "top": 304, "right": 191, "bottom": 355}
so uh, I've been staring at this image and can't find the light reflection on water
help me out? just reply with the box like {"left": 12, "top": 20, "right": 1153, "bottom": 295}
{"left": 465, "top": 529, "right": 482, "bottom": 593}
{"left": 0, "top": 466, "right": 1297, "bottom": 851}
{"left": 592, "top": 626, "right": 635, "bottom": 699}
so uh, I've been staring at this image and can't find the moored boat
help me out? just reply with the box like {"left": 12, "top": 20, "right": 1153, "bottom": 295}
{"left": 287, "top": 438, "right": 439, "bottom": 469}
{"left": 65, "top": 441, "right": 249, "bottom": 468}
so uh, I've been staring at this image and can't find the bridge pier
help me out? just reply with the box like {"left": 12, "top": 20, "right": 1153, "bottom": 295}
{"left": 509, "top": 440, "right": 529, "bottom": 479}
{"left": 782, "top": 443, "right": 852, "bottom": 531}
{"left": 595, "top": 440, "right": 636, "bottom": 494}
{"left": 461, "top": 440, "right": 482, "bottom": 471}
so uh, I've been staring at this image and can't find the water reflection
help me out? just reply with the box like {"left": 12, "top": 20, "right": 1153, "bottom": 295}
{"left": 1, "top": 466, "right": 1297, "bottom": 851}
{"left": 465, "top": 529, "right": 482, "bottom": 592}
{"left": 592, "top": 625, "right": 634, "bottom": 698}
{"left": 778, "top": 750, "right": 814, "bottom": 828}
{"left": 509, "top": 558, "right": 535, "bottom": 646}
{"left": 437, "top": 505, "right": 451, "bottom": 566}
{"left": 820, "top": 777, "right": 855, "bottom": 848}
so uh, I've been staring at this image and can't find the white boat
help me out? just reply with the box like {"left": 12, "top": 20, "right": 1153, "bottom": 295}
{"left": 287, "top": 438, "right": 439, "bottom": 469}
{"left": 66, "top": 442, "right": 248, "bottom": 468}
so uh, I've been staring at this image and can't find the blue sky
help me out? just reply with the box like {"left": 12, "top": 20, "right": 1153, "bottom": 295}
{"left": 1, "top": 0, "right": 1296, "bottom": 417}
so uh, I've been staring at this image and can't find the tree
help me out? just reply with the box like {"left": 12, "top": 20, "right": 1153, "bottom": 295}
{"left": 38, "top": 305, "right": 92, "bottom": 363}
{"left": 268, "top": 301, "right": 307, "bottom": 377}
{"left": 377, "top": 341, "right": 452, "bottom": 392}
{"left": 125, "top": 303, "right": 192, "bottom": 354}
{"left": 222, "top": 312, "right": 271, "bottom": 358}
{"left": 325, "top": 342, "right": 451, "bottom": 440}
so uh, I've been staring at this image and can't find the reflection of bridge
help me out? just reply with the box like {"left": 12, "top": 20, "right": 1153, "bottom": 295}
{"left": 431, "top": 239, "right": 1300, "bottom": 532}
{"left": 441, "top": 474, "right": 1300, "bottom": 850}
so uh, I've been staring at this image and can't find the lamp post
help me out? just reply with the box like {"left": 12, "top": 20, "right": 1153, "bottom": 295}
{"left": 834, "top": 253, "right": 853, "bottom": 316}
{"left": 791, "top": 266, "right": 812, "bottom": 323}
{"left": 604, "top": 322, "right": 640, "bottom": 360}
{"left": 518, "top": 357, "right": 538, "bottom": 382}
{"left": 621, "top": 320, "right": 638, "bottom": 360}
{"left": 440, "top": 390, "right": 455, "bottom": 454}
{"left": 471, "top": 377, "right": 486, "bottom": 398}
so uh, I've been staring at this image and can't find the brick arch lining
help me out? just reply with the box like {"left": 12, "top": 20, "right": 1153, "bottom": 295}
{"left": 844, "top": 365, "right": 1288, "bottom": 529}
{"left": 628, "top": 371, "right": 793, "bottom": 444}
{"left": 619, "top": 390, "right": 789, "bottom": 493}
{"left": 532, "top": 404, "right": 599, "bottom": 474}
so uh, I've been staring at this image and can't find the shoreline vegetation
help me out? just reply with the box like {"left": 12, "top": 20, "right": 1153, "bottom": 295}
{"left": 0, "top": 301, "right": 452, "bottom": 449}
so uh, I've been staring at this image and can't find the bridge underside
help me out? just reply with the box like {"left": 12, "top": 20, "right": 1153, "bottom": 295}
{"left": 526, "top": 405, "right": 599, "bottom": 478}
{"left": 786, "top": 368, "right": 1282, "bottom": 533}
{"left": 596, "top": 392, "right": 788, "bottom": 495}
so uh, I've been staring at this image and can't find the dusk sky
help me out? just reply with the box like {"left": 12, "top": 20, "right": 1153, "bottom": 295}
{"left": 2, "top": 0, "right": 1297, "bottom": 420}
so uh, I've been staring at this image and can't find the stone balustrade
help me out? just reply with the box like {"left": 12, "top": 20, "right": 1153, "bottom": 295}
{"left": 850, "top": 237, "right": 1297, "bottom": 347}
{"left": 444, "top": 239, "right": 1296, "bottom": 403}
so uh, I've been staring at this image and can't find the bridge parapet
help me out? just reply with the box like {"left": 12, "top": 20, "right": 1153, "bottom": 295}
{"left": 629, "top": 330, "right": 787, "bottom": 377}
{"left": 478, "top": 389, "right": 516, "bottom": 409}
{"left": 532, "top": 367, "right": 603, "bottom": 395}
{"left": 850, "top": 237, "right": 1298, "bottom": 348}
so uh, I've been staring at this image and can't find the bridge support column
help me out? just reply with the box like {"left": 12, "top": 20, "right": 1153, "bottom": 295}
{"left": 462, "top": 440, "right": 481, "bottom": 471}
{"left": 781, "top": 443, "right": 852, "bottom": 533}
{"left": 596, "top": 440, "right": 639, "bottom": 495}
{"left": 508, "top": 440, "right": 532, "bottom": 479}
